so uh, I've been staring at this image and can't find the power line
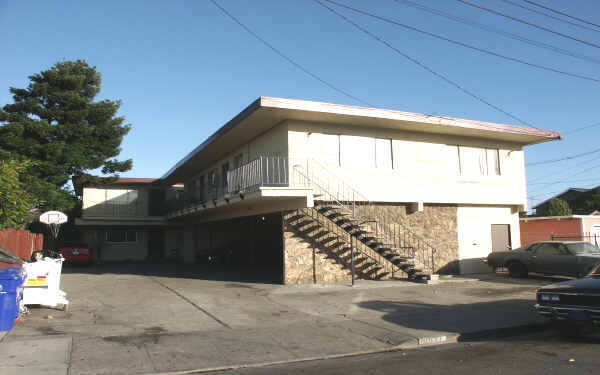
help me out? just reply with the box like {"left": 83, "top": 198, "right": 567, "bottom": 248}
{"left": 500, "top": 0, "right": 600, "bottom": 34}
{"left": 394, "top": 0, "right": 600, "bottom": 65}
{"left": 457, "top": 0, "right": 600, "bottom": 49}
{"left": 526, "top": 147, "right": 600, "bottom": 166}
{"left": 322, "top": 0, "right": 600, "bottom": 83}
{"left": 529, "top": 177, "right": 600, "bottom": 186}
{"left": 313, "top": 0, "right": 537, "bottom": 128}
{"left": 207, "top": 0, "right": 374, "bottom": 107}
{"left": 523, "top": 0, "right": 600, "bottom": 30}
{"left": 564, "top": 121, "right": 600, "bottom": 135}
{"left": 528, "top": 161, "right": 600, "bottom": 189}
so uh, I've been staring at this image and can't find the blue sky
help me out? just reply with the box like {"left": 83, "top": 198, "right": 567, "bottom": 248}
{"left": 1, "top": 0, "right": 599, "bottom": 209}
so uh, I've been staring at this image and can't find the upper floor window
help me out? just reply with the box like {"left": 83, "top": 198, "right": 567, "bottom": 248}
{"left": 375, "top": 138, "right": 392, "bottom": 169}
{"left": 196, "top": 175, "right": 205, "bottom": 201}
{"left": 233, "top": 154, "right": 243, "bottom": 169}
{"left": 458, "top": 146, "right": 500, "bottom": 176}
{"left": 208, "top": 170, "right": 218, "bottom": 190}
{"left": 340, "top": 135, "right": 375, "bottom": 168}
{"left": 105, "top": 189, "right": 138, "bottom": 205}
{"left": 222, "top": 162, "right": 229, "bottom": 188}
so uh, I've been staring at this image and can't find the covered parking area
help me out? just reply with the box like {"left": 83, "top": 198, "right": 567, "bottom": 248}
{"left": 168, "top": 212, "right": 284, "bottom": 283}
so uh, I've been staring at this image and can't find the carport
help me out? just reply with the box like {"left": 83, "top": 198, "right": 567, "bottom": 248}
{"left": 170, "top": 212, "right": 284, "bottom": 283}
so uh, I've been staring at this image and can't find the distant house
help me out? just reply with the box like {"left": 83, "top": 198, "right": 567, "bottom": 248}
{"left": 520, "top": 215, "right": 600, "bottom": 246}
{"left": 77, "top": 97, "right": 560, "bottom": 283}
{"left": 533, "top": 187, "right": 594, "bottom": 215}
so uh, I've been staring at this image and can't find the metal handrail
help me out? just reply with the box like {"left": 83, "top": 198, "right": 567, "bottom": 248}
{"left": 294, "top": 159, "right": 438, "bottom": 274}
{"left": 302, "top": 207, "right": 394, "bottom": 279}
{"left": 291, "top": 168, "right": 397, "bottom": 278}
{"left": 166, "top": 156, "right": 294, "bottom": 215}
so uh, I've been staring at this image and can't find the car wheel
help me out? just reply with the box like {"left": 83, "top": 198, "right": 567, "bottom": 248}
{"left": 507, "top": 261, "right": 528, "bottom": 278}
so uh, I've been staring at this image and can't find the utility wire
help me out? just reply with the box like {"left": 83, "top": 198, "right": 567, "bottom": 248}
{"left": 564, "top": 121, "right": 600, "bottom": 135}
{"left": 500, "top": 0, "right": 600, "bottom": 34}
{"left": 395, "top": 0, "right": 600, "bottom": 65}
{"left": 528, "top": 161, "right": 600, "bottom": 189}
{"left": 529, "top": 177, "right": 600, "bottom": 186}
{"left": 457, "top": 0, "right": 600, "bottom": 49}
{"left": 323, "top": 0, "right": 600, "bottom": 82}
{"left": 523, "top": 0, "right": 600, "bottom": 30}
{"left": 526, "top": 147, "right": 600, "bottom": 166}
{"left": 314, "top": 0, "right": 536, "bottom": 128}
{"left": 208, "top": 0, "right": 374, "bottom": 107}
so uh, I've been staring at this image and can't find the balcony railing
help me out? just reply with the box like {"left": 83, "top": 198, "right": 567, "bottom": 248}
{"left": 166, "top": 156, "right": 298, "bottom": 214}
{"left": 228, "top": 156, "right": 289, "bottom": 194}
{"left": 83, "top": 203, "right": 146, "bottom": 217}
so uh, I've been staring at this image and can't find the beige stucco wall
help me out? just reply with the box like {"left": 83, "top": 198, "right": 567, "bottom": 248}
{"left": 287, "top": 120, "right": 527, "bottom": 208}
{"left": 457, "top": 205, "right": 521, "bottom": 274}
{"left": 183, "top": 123, "right": 289, "bottom": 190}
{"left": 81, "top": 228, "right": 149, "bottom": 261}
{"left": 82, "top": 187, "right": 150, "bottom": 217}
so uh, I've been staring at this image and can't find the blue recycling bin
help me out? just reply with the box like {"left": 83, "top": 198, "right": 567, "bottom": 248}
{"left": 7, "top": 266, "right": 26, "bottom": 316}
{"left": 0, "top": 267, "right": 26, "bottom": 331}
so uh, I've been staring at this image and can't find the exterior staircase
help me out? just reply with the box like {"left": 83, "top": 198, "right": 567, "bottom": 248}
{"left": 288, "top": 160, "right": 439, "bottom": 281}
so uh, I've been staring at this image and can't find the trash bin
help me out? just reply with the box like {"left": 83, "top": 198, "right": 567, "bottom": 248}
{"left": 6, "top": 266, "right": 27, "bottom": 317}
{"left": 0, "top": 268, "right": 24, "bottom": 331}
{"left": 23, "top": 257, "right": 69, "bottom": 309}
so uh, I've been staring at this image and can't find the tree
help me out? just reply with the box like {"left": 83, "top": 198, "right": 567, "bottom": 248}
{"left": 0, "top": 159, "right": 40, "bottom": 229}
{"left": 571, "top": 187, "right": 600, "bottom": 215}
{"left": 537, "top": 198, "right": 572, "bottom": 217}
{"left": 0, "top": 60, "right": 132, "bottom": 212}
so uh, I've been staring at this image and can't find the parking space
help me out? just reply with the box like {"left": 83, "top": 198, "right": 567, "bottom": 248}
{"left": 2, "top": 264, "right": 566, "bottom": 375}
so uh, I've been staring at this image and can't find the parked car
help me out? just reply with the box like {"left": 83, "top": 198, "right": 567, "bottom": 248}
{"left": 486, "top": 241, "right": 600, "bottom": 278}
{"left": 58, "top": 243, "right": 93, "bottom": 265}
{"left": 535, "top": 264, "right": 600, "bottom": 336}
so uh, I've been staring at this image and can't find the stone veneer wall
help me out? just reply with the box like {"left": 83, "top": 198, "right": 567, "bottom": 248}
{"left": 282, "top": 213, "right": 352, "bottom": 285}
{"left": 373, "top": 203, "right": 459, "bottom": 274}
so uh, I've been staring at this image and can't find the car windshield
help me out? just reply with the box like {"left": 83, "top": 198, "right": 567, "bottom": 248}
{"left": 566, "top": 242, "right": 600, "bottom": 255}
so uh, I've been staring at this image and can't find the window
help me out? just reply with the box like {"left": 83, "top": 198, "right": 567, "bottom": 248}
{"left": 105, "top": 189, "right": 138, "bottom": 205}
{"left": 309, "top": 133, "right": 340, "bottom": 167}
{"left": 197, "top": 175, "right": 205, "bottom": 201}
{"left": 106, "top": 230, "right": 137, "bottom": 243}
{"left": 222, "top": 162, "right": 229, "bottom": 188}
{"left": 233, "top": 154, "right": 243, "bottom": 169}
{"left": 208, "top": 170, "right": 217, "bottom": 189}
{"left": 340, "top": 135, "right": 375, "bottom": 168}
{"left": 375, "top": 138, "right": 392, "bottom": 169}
{"left": 458, "top": 146, "right": 501, "bottom": 176}
{"left": 534, "top": 243, "right": 563, "bottom": 256}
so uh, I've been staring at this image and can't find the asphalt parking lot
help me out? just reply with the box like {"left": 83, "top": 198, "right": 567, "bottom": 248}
{"left": 1, "top": 263, "right": 566, "bottom": 375}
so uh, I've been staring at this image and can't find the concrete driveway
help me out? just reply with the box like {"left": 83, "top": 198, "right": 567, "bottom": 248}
{"left": 1, "top": 263, "right": 562, "bottom": 375}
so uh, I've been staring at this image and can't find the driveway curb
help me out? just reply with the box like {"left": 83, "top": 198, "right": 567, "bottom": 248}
{"left": 142, "top": 323, "right": 550, "bottom": 375}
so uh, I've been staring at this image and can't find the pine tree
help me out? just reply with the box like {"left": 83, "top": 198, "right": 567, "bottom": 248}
{"left": 0, "top": 60, "right": 132, "bottom": 212}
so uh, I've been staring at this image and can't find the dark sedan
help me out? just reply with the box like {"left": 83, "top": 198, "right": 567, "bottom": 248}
{"left": 486, "top": 241, "right": 600, "bottom": 278}
{"left": 535, "top": 266, "right": 600, "bottom": 336}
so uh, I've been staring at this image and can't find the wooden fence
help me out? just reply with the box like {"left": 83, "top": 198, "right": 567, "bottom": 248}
{"left": 0, "top": 229, "right": 44, "bottom": 266}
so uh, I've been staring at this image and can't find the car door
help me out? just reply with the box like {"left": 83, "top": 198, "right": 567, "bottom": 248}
{"left": 531, "top": 243, "right": 577, "bottom": 276}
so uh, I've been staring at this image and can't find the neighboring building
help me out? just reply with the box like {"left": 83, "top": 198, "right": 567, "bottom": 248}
{"left": 76, "top": 178, "right": 175, "bottom": 262}
{"left": 532, "top": 187, "right": 593, "bottom": 215}
{"left": 77, "top": 97, "right": 561, "bottom": 283}
{"left": 520, "top": 215, "right": 600, "bottom": 246}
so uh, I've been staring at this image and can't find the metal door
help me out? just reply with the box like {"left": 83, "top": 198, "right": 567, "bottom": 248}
{"left": 491, "top": 224, "right": 511, "bottom": 252}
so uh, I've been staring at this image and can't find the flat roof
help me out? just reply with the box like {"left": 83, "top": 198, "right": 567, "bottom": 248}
{"left": 162, "top": 97, "right": 562, "bottom": 183}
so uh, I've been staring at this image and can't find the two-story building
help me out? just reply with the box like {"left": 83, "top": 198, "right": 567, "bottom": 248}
{"left": 77, "top": 97, "right": 561, "bottom": 284}
{"left": 76, "top": 178, "right": 173, "bottom": 262}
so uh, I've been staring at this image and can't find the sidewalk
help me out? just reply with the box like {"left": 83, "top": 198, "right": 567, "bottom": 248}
{"left": 0, "top": 265, "right": 557, "bottom": 375}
